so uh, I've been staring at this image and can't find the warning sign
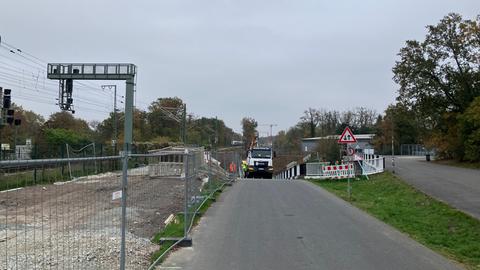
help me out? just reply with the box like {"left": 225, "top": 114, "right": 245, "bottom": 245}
{"left": 338, "top": 127, "right": 357, "bottom": 144}
{"left": 112, "top": 190, "right": 122, "bottom": 200}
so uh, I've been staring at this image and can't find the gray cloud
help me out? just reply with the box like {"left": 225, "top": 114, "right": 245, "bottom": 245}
{"left": 1, "top": 0, "right": 478, "bottom": 134}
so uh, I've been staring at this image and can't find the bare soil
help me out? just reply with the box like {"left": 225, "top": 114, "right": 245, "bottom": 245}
{"left": 0, "top": 170, "right": 184, "bottom": 269}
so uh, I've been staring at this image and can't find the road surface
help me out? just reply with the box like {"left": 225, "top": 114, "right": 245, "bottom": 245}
{"left": 160, "top": 179, "right": 460, "bottom": 270}
{"left": 386, "top": 156, "right": 480, "bottom": 219}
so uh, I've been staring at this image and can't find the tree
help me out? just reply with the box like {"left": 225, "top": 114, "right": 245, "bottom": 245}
{"left": 147, "top": 97, "right": 184, "bottom": 141}
{"left": 44, "top": 111, "right": 91, "bottom": 136}
{"left": 187, "top": 117, "right": 237, "bottom": 148}
{"left": 392, "top": 13, "right": 480, "bottom": 160}
{"left": 301, "top": 108, "right": 321, "bottom": 138}
{"left": 315, "top": 138, "right": 340, "bottom": 163}
{"left": 317, "top": 109, "right": 340, "bottom": 136}
{"left": 241, "top": 117, "right": 258, "bottom": 149}
{"left": 44, "top": 128, "right": 89, "bottom": 145}
{"left": 458, "top": 96, "right": 480, "bottom": 161}
{"left": 0, "top": 103, "right": 44, "bottom": 146}
{"left": 393, "top": 13, "right": 480, "bottom": 124}
{"left": 93, "top": 107, "right": 151, "bottom": 146}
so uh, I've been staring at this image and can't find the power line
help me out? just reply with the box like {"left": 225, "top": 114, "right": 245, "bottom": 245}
{"left": 0, "top": 78, "right": 116, "bottom": 109}
{"left": 0, "top": 44, "right": 45, "bottom": 68}
{"left": 0, "top": 63, "right": 122, "bottom": 107}
{"left": 0, "top": 61, "right": 113, "bottom": 99}
{"left": 0, "top": 39, "right": 47, "bottom": 64}
{"left": 0, "top": 37, "right": 146, "bottom": 119}
{"left": 0, "top": 50, "right": 46, "bottom": 71}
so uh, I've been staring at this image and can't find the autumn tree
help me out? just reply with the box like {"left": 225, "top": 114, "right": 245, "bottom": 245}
{"left": 241, "top": 117, "right": 258, "bottom": 149}
{"left": 148, "top": 97, "right": 184, "bottom": 141}
{"left": 392, "top": 13, "right": 480, "bottom": 160}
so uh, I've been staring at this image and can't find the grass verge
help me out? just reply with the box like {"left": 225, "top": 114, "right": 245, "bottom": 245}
{"left": 150, "top": 185, "right": 225, "bottom": 264}
{"left": 311, "top": 172, "right": 480, "bottom": 270}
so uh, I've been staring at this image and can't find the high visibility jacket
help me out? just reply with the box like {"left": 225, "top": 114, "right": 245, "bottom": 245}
{"left": 242, "top": 163, "right": 248, "bottom": 171}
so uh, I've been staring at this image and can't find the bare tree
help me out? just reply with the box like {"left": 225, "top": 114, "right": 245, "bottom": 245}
{"left": 301, "top": 108, "right": 321, "bottom": 138}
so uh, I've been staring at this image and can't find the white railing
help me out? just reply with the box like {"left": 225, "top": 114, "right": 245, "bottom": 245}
{"left": 361, "top": 157, "right": 385, "bottom": 175}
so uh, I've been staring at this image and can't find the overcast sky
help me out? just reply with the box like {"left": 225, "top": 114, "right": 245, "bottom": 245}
{"left": 0, "top": 0, "right": 478, "bottom": 134}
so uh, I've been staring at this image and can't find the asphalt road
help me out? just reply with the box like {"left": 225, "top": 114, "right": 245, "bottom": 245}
{"left": 385, "top": 156, "right": 480, "bottom": 219}
{"left": 160, "top": 179, "right": 461, "bottom": 270}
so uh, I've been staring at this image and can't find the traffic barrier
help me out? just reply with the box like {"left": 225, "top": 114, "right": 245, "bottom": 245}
{"left": 321, "top": 163, "right": 355, "bottom": 179}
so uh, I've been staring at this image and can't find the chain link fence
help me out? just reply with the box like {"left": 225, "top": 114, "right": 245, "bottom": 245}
{"left": 0, "top": 146, "right": 241, "bottom": 269}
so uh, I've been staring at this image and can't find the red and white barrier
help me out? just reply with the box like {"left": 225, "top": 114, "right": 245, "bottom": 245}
{"left": 321, "top": 163, "right": 355, "bottom": 179}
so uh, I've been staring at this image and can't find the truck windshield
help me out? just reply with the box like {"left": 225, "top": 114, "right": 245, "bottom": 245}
{"left": 252, "top": 149, "right": 271, "bottom": 158}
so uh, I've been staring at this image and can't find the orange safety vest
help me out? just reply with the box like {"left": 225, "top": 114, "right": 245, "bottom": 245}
{"left": 229, "top": 162, "right": 237, "bottom": 173}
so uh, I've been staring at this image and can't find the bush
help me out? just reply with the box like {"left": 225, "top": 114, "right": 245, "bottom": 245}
{"left": 459, "top": 97, "right": 480, "bottom": 162}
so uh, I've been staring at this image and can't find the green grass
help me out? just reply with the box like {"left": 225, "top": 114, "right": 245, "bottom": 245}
{"left": 150, "top": 185, "right": 225, "bottom": 264}
{"left": 312, "top": 172, "right": 480, "bottom": 270}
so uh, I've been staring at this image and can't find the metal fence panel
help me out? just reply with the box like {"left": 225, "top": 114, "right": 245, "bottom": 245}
{"left": 0, "top": 157, "right": 123, "bottom": 269}
{"left": 1, "top": 147, "right": 236, "bottom": 269}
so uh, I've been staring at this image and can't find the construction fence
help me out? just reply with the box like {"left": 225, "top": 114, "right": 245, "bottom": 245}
{"left": 0, "top": 147, "right": 240, "bottom": 269}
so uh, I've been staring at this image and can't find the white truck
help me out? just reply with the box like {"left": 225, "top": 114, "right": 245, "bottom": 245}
{"left": 246, "top": 147, "right": 274, "bottom": 179}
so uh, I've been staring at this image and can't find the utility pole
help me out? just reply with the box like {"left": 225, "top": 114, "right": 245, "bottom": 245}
{"left": 259, "top": 123, "right": 277, "bottom": 147}
{"left": 182, "top": 104, "right": 187, "bottom": 145}
{"left": 102, "top": 85, "right": 120, "bottom": 154}
{"left": 269, "top": 124, "right": 277, "bottom": 147}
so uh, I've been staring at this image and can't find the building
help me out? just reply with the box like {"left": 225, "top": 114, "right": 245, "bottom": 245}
{"left": 301, "top": 134, "right": 376, "bottom": 154}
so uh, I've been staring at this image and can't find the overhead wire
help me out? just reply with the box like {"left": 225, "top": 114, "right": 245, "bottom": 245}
{"left": 0, "top": 56, "right": 117, "bottom": 111}
{"left": 0, "top": 72, "right": 120, "bottom": 110}
{"left": 0, "top": 40, "right": 113, "bottom": 95}
{"left": 0, "top": 78, "right": 115, "bottom": 110}
{"left": 0, "top": 37, "right": 138, "bottom": 117}
{"left": 0, "top": 57, "right": 113, "bottom": 100}
{"left": 0, "top": 40, "right": 47, "bottom": 64}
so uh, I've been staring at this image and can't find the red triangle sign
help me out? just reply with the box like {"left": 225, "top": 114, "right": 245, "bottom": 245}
{"left": 338, "top": 127, "right": 357, "bottom": 143}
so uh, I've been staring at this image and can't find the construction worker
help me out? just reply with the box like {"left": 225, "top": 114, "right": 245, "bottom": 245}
{"left": 241, "top": 160, "right": 248, "bottom": 177}
{"left": 229, "top": 162, "right": 237, "bottom": 173}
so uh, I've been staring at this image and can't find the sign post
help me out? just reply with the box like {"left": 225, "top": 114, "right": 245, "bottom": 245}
{"left": 338, "top": 127, "right": 357, "bottom": 201}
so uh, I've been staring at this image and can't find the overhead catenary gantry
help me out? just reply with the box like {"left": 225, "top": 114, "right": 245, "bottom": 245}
{"left": 47, "top": 62, "right": 136, "bottom": 270}
{"left": 47, "top": 63, "right": 136, "bottom": 147}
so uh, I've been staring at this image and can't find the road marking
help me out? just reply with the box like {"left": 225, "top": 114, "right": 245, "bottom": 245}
{"left": 157, "top": 267, "right": 182, "bottom": 269}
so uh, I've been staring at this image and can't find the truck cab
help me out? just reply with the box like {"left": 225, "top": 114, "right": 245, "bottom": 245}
{"left": 246, "top": 147, "right": 273, "bottom": 179}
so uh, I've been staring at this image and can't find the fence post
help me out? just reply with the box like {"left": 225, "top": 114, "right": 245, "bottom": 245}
{"left": 209, "top": 151, "right": 213, "bottom": 193}
{"left": 183, "top": 149, "right": 189, "bottom": 238}
{"left": 33, "top": 144, "right": 38, "bottom": 183}
{"left": 100, "top": 143, "right": 104, "bottom": 172}
{"left": 120, "top": 144, "right": 129, "bottom": 270}
{"left": 61, "top": 144, "right": 65, "bottom": 176}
